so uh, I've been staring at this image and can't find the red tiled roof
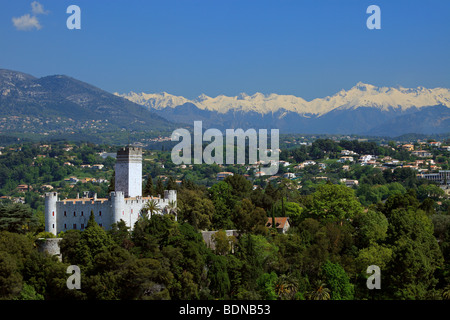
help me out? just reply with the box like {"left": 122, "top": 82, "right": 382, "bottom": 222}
{"left": 267, "top": 217, "right": 289, "bottom": 229}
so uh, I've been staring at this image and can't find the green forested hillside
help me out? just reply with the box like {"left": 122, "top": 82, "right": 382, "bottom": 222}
{"left": 0, "top": 140, "right": 449, "bottom": 300}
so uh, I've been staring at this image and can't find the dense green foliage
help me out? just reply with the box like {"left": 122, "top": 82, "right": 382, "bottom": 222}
{"left": 0, "top": 173, "right": 448, "bottom": 300}
{"left": 0, "top": 139, "right": 449, "bottom": 300}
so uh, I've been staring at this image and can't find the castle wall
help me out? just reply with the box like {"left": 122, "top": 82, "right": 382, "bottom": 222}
{"left": 49, "top": 194, "right": 176, "bottom": 234}
{"left": 45, "top": 146, "right": 176, "bottom": 235}
{"left": 55, "top": 199, "right": 112, "bottom": 232}
{"left": 37, "top": 238, "right": 62, "bottom": 261}
{"left": 201, "top": 230, "right": 239, "bottom": 251}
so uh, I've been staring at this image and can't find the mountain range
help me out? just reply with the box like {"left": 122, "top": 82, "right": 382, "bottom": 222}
{"left": 0, "top": 69, "right": 178, "bottom": 142}
{"left": 0, "top": 68, "right": 448, "bottom": 139}
{"left": 116, "top": 83, "right": 450, "bottom": 136}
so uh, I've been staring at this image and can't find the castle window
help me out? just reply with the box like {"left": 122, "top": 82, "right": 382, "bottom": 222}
{"left": 64, "top": 224, "right": 67, "bottom": 229}
{"left": 99, "top": 211, "right": 102, "bottom": 216}
{"left": 81, "top": 211, "right": 84, "bottom": 216}
{"left": 81, "top": 224, "right": 84, "bottom": 230}
{"left": 73, "top": 224, "right": 77, "bottom": 229}
{"left": 64, "top": 211, "right": 67, "bottom": 217}
{"left": 52, "top": 224, "right": 55, "bottom": 229}
{"left": 131, "top": 209, "right": 133, "bottom": 214}
{"left": 52, "top": 211, "right": 54, "bottom": 216}
{"left": 74, "top": 211, "right": 76, "bottom": 217}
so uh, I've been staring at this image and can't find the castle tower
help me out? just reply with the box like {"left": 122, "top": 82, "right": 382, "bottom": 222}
{"left": 45, "top": 192, "right": 58, "bottom": 235}
{"left": 110, "top": 191, "right": 125, "bottom": 227}
{"left": 164, "top": 190, "right": 177, "bottom": 203}
{"left": 115, "top": 146, "right": 142, "bottom": 198}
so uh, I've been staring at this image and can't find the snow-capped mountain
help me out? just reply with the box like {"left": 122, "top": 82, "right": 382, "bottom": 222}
{"left": 116, "top": 82, "right": 450, "bottom": 116}
{"left": 115, "top": 83, "right": 450, "bottom": 136}
{"left": 308, "top": 82, "right": 450, "bottom": 114}
{"left": 117, "top": 91, "right": 191, "bottom": 110}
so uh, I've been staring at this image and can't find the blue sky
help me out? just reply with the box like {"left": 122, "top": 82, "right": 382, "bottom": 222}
{"left": 1, "top": 0, "right": 449, "bottom": 100}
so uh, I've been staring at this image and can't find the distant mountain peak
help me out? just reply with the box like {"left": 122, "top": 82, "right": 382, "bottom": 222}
{"left": 0, "top": 68, "right": 175, "bottom": 134}
{"left": 237, "top": 92, "right": 249, "bottom": 99}
{"left": 353, "top": 82, "right": 377, "bottom": 91}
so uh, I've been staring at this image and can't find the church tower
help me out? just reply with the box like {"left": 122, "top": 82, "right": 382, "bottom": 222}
{"left": 115, "top": 146, "right": 142, "bottom": 197}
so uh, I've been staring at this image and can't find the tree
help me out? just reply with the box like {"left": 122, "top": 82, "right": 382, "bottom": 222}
{"left": 382, "top": 191, "right": 420, "bottom": 217}
{"left": 308, "top": 183, "right": 363, "bottom": 224}
{"left": 306, "top": 280, "right": 331, "bottom": 300}
{"left": 178, "top": 189, "right": 215, "bottom": 231}
{"left": 257, "top": 272, "right": 278, "bottom": 300}
{"left": 141, "top": 199, "right": 161, "bottom": 219}
{"left": 0, "top": 231, "right": 35, "bottom": 299}
{"left": 417, "top": 184, "right": 444, "bottom": 202}
{"left": 59, "top": 212, "right": 114, "bottom": 272}
{"left": 0, "top": 251, "right": 22, "bottom": 299}
{"left": 0, "top": 203, "right": 39, "bottom": 234}
{"left": 143, "top": 175, "right": 154, "bottom": 197}
{"left": 209, "top": 181, "right": 234, "bottom": 230}
{"left": 355, "top": 243, "right": 392, "bottom": 272}
{"left": 385, "top": 207, "right": 444, "bottom": 299}
{"left": 212, "top": 229, "right": 236, "bottom": 256}
{"left": 166, "top": 223, "right": 209, "bottom": 294}
{"left": 224, "top": 174, "right": 253, "bottom": 199}
{"left": 109, "top": 220, "right": 132, "bottom": 249}
{"left": 353, "top": 209, "right": 388, "bottom": 246}
{"left": 264, "top": 182, "right": 280, "bottom": 203}
{"left": 166, "top": 176, "right": 178, "bottom": 191}
{"left": 208, "top": 254, "right": 231, "bottom": 298}
{"left": 321, "top": 260, "right": 354, "bottom": 300}
{"left": 233, "top": 199, "right": 267, "bottom": 235}
{"left": 120, "top": 257, "right": 173, "bottom": 300}
{"left": 107, "top": 170, "right": 115, "bottom": 194}
{"left": 82, "top": 212, "right": 114, "bottom": 258}
{"left": 274, "top": 274, "right": 299, "bottom": 300}
{"left": 155, "top": 178, "right": 165, "bottom": 197}
{"left": 18, "top": 282, "right": 44, "bottom": 300}
{"left": 274, "top": 201, "right": 303, "bottom": 226}
{"left": 165, "top": 200, "right": 178, "bottom": 220}
{"left": 238, "top": 234, "right": 278, "bottom": 291}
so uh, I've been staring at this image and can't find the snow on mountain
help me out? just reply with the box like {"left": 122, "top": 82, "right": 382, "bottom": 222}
{"left": 308, "top": 82, "right": 450, "bottom": 114}
{"left": 114, "top": 91, "right": 191, "bottom": 110}
{"left": 115, "top": 83, "right": 450, "bottom": 116}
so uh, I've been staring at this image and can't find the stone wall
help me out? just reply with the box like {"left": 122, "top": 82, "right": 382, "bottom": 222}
{"left": 37, "top": 238, "right": 62, "bottom": 261}
{"left": 201, "top": 230, "right": 238, "bottom": 251}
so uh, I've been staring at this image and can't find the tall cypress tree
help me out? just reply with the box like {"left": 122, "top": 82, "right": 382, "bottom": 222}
{"left": 166, "top": 176, "right": 177, "bottom": 191}
{"left": 271, "top": 207, "right": 277, "bottom": 231}
{"left": 155, "top": 178, "right": 165, "bottom": 197}
{"left": 108, "top": 170, "right": 115, "bottom": 194}
{"left": 143, "top": 175, "right": 154, "bottom": 196}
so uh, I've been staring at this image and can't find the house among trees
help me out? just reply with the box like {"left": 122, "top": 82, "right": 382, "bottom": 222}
{"left": 16, "top": 184, "right": 32, "bottom": 192}
{"left": 340, "top": 178, "right": 359, "bottom": 187}
{"left": 216, "top": 172, "right": 234, "bottom": 181}
{"left": 266, "top": 217, "right": 290, "bottom": 234}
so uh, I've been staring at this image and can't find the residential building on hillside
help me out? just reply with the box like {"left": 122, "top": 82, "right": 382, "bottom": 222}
{"left": 417, "top": 170, "right": 450, "bottom": 185}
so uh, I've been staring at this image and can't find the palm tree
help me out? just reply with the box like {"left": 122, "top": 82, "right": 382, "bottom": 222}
{"left": 141, "top": 199, "right": 160, "bottom": 219}
{"left": 306, "top": 280, "right": 331, "bottom": 300}
{"left": 165, "top": 200, "right": 178, "bottom": 221}
{"left": 274, "top": 274, "right": 298, "bottom": 300}
{"left": 443, "top": 285, "right": 450, "bottom": 300}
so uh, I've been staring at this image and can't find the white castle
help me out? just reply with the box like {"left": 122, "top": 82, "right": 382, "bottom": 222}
{"left": 45, "top": 146, "right": 177, "bottom": 235}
